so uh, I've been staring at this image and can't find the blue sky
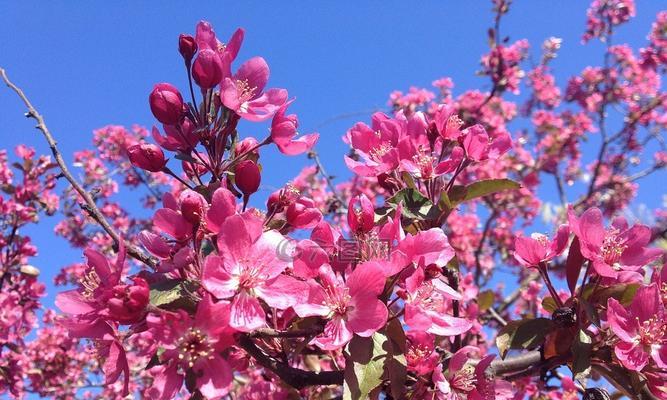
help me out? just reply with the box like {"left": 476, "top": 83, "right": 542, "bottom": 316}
{"left": 1, "top": 1, "right": 664, "bottom": 319}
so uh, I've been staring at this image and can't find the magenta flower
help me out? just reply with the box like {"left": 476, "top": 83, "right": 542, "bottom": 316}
{"left": 406, "top": 331, "right": 439, "bottom": 375}
{"left": 403, "top": 266, "right": 472, "bottom": 336}
{"left": 204, "top": 187, "right": 237, "bottom": 234}
{"left": 195, "top": 21, "right": 244, "bottom": 81}
{"left": 461, "top": 124, "right": 512, "bottom": 162}
{"left": 347, "top": 194, "right": 375, "bottom": 234}
{"left": 432, "top": 346, "right": 509, "bottom": 400}
{"left": 344, "top": 112, "right": 403, "bottom": 176}
{"left": 293, "top": 262, "right": 388, "bottom": 350}
{"left": 513, "top": 224, "right": 569, "bottom": 267}
{"left": 221, "top": 57, "right": 288, "bottom": 121}
{"left": 607, "top": 283, "right": 667, "bottom": 371}
{"left": 568, "top": 207, "right": 662, "bottom": 277}
{"left": 270, "top": 104, "right": 319, "bottom": 155}
{"left": 202, "top": 214, "right": 308, "bottom": 331}
{"left": 55, "top": 245, "right": 138, "bottom": 395}
{"left": 146, "top": 295, "right": 235, "bottom": 400}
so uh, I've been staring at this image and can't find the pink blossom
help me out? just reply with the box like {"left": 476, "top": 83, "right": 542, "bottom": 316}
{"left": 270, "top": 104, "right": 319, "bottom": 155}
{"left": 568, "top": 207, "right": 662, "bottom": 278}
{"left": 146, "top": 295, "right": 234, "bottom": 399}
{"left": 221, "top": 57, "right": 288, "bottom": 121}
{"left": 294, "top": 263, "right": 388, "bottom": 350}
{"left": 403, "top": 266, "right": 471, "bottom": 336}
{"left": 513, "top": 224, "right": 569, "bottom": 267}
{"left": 607, "top": 283, "right": 667, "bottom": 371}
{"left": 202, "top": 214, "right": 307, "bottom": 331}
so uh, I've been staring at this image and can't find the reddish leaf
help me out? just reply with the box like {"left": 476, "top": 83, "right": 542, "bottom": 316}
{"left": 566, "top": 236, "right": 585, "bottom": 295}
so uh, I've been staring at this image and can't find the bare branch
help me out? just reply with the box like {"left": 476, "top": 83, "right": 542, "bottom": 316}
{"left": 0, "top": 67, "right": 158, "bottom": 268}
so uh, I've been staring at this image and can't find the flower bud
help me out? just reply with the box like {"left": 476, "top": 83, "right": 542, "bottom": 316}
{"left": 235, "top": 160, "right": 261, "bottom": 196}
{"left": 179, "top": 189, "right": 207, "bottom": 224}
{"left": 106, "top": 277, "right": 150, "bottom": 324}
{"left": 235, "top": 137, "right": 260, "bottom": 161}
{"left": 149, "top": 83, "right": 184, "bottom": 125}
{"left": 127, "top": 143, "right": 167, "bottom": 173}
{"left": 192, "top": 49, "right": 223, "bottom": 89}
{"left": 287, "top": 197, "right": 322, "bottom": 229}
{"left": 347, "top": 194, "right": 374, "bottom": 233}
{"left": 178, "top": 34, "right": 198, "bottom": 65}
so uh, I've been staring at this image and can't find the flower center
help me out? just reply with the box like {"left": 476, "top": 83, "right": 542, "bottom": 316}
{"left": 177, "top": 327, "right": 214, "bottom": 368}
{"left": 451, "top": 364, "right": 477, "bottom": 392}
{"left": 358, "top": 231, "right": 390, "bottom": 262}
{"left": 601, "top": 229, "right": 627, "bottom": 265}
{"left": 637, "top": 316, "right": 666, "bottom": 346}
{"left": 236, "top": 79, "right": 257, "bottom": 105}
{"left": 79, "top": 269, "right": 101, "bottom": 299}
{"left": 369, "top": 142, "right": 392, "bottom": 162}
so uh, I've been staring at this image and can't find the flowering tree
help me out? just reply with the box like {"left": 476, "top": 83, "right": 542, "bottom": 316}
{"left": 1, "top": 0, "right": 666, "bottom": 398}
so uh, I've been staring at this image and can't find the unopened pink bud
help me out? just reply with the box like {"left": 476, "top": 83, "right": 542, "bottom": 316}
{"left": 179, "top": 189, "right": 207, "bottom": 224}
{"left": 192, "top": 49, "right": 223, "bottom": 89}
{"left": 127, "top": 143, "right": 167, "bottom": 173}
{"left": 149, "top": 83, "right": 184, "bottom": 125}
{"left": 287, "top": 197, "right": 322, "bottom": 229}
{"left": 235, "top": 160, "right": 261, "bottom": 196}
{"left": 179, "top": 34, "right": 198, "bottom": 65}
{"left": 347, "top": 194, "right": 374, "bottom": 233}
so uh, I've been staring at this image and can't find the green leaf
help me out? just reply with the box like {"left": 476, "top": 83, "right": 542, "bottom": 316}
{"left": 571, "top": 329, "right": 592, "bottom": 384}
{"left": 496, "top": 318, "right": 555, "bottom": 359}
{"left": 149, "top": 279, "right": 199, "bottom": 312}
{"left": 343, "top": 333, "right": 388, "bottom": 400}
{"left": 478, "top": 290, "right": 495, "bottom": 312}
{"left": 386, "top": 188, "right": 439, "bottom": 221}
{"left": 449, "top": 179, "right": 521, "bottom": 206}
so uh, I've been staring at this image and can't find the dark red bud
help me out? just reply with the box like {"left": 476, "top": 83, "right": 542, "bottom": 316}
{"left": 235, "top": 160, "right": 261, "bottom": 196}
{"left": 192, "top": 49, "right": 223, "bottom": 89}
{"left": 178, "top": 34, "right": 198, "bottom": 65}
{"left": 127, "top": 143, "right": 167, "bottom": 173}
{"left": 149, "top": 83, "right": 184, "bottom": 125}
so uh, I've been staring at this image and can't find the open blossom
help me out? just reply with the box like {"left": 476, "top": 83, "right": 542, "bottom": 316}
{"left": 146, "top": 295, "right": 235, "bottom": 400}
{"left": 406, "top": 331, "right": 440, "bottom": 375}
{"left": 513, "top": 224, "right": 569, "bottom": 267}
{"left": 433, "top": 346, "right": 511, "bottom": 400}
{"left": 202, "top": 213, "right": 307, "bottom": 331}
{"left": 403, "top": 265, "right": 472, "bottom": 336}
{"left": 270, "top": 104, "right": 319, "bottom": 155}
{"left": 54, "top": 245, "right": 139, "bottom": 395}
{"left": 461, "top": 124, "right": 512, "bottom": 162}
{"left": 294, "top": 263, "right": 388, "bottom": 350}
{"left": 607, "top": 283, "right": 667, "bottom": 371}
{"left": 222, "top": 57, "right": 288, "bottom": 121}
{"left": 568, "top": 207, "right": 662, "bottom": 278}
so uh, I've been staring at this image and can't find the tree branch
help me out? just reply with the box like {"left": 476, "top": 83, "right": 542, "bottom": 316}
{"left": 236, "top": 334, "right": 343, "bottom": 389}
{"left": 0, "top": 67, "right": 158, "bottom": 268}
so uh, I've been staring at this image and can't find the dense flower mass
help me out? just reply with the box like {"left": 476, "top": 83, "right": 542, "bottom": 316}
{"left": 0, "top": 0, "right": 666, "bottom": 398}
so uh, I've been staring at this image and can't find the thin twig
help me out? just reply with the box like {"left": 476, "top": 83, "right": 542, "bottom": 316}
{"left": 0, "top": 67, "right": 158, "bottom": 268}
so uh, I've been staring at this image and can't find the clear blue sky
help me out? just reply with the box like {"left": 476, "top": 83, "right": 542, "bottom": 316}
{"left": 1, "top": 2, "right": 664, "bottom": 315}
